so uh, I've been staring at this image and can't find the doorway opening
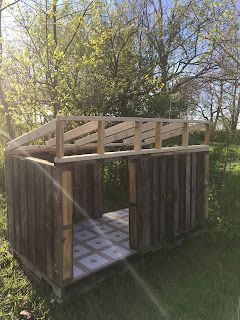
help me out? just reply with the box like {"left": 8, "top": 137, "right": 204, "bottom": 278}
{"left": 72, "top": 160, "right": 136, "bottom": 280}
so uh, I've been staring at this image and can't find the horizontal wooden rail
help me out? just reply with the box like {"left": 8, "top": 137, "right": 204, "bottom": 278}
{"left": 57, "top": 115, "right": 209, "bottom": 124}
{"left": 54, "top": 145, "right": 209, "bottom": 163}
{"left": 5, "top": 116, "right": 210, "bottom": 158}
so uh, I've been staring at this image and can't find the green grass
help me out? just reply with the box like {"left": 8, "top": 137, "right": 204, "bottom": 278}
{"left": 0, "top": 144, "right": 240, "bottom": 320}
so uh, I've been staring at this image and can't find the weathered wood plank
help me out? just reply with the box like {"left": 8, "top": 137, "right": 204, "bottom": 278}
{"left": 173, "top": 155, "right": 180, "bottom": 235}
{"left": 19, "top": 158, "right": 28, "bottom": 258}
{"left": 203, "top": 153, "right": 209, "bottom": 218}
{"left": 152, "top": 157, "right": 160, "bottom": 245}
{"left": 26, "top": 159, "right": 36, "bottom": 265}
{"left": 62, "top": 228, "right": 73, "bottom": 281}
{"left": 12, "top": 157, "right": 21, "bottom": 253}
{"left": 93, "top": 161, "right": 103, "bottom": 218}
{"left": 5, "top": 155, "right": 15, "bottom": 246}
{"left": 166, "top": 156, "right": 174, "bottom": 240}
{"left": 128, "top": 160, "right": 138, "bottom": 250}
{"left": 137, "top": 157, "right": 151, "bottom": 251}
{"left": 35, "top": 162, "right": 46, "bottom": 273}
{"left": 7, "top": 120, "right": 56, "bottom": 151}
{"left": 191, "top": 153, "right": 197, "bottom": 227}
{"left": 196, "top": 153, "right": 205, "bottom": 222}
{"left": 62, "top": 171, "right": 73, "bottom": 226}
{"left": 45, "top": 164, "right": 54, "bottom": 280}
{"left": 185, "top": 153, "right": 191, "bottom": 232}
{"left": 159, "top": 157, "right": 166, "bottom": 243}
{"left": 179, "top": 155, "right": 186, "bottom": 232}
{"left": 52, "top": 166, "right": 63, "bottom": 286}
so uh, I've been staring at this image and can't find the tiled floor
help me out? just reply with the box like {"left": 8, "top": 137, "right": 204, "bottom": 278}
{"left": 73, "top": 208, "right": 135, "bottom": 279}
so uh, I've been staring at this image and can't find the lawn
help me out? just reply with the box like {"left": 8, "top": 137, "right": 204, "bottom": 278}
{"left": 0, "top": 143, "right": 240, "bottom": 320}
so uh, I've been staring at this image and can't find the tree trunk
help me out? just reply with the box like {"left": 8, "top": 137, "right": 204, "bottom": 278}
{"left": 0, "top": 0, "right": 14, "bottom": 139}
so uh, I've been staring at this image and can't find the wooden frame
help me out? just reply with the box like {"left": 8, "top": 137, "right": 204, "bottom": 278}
{"left": 6, "top": 116, "right": 210, "bottom": 163}
{"left": 5, "top": 115, "right": 210, "bottom": 300}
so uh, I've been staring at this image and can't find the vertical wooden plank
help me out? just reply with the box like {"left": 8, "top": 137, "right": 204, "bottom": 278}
{"left": 97, "top": 120, "right": 105, "bottom": 154}
{"left": 182, "top": 122, "right": 189, "bottom": 147}
{"left": 5, "top": 155, "right": 15, "bottom": 247}
{"left": 166, "top": 156, "right": 174, "bottom": 240}
{"left": 179, "top": 155, "right": 186, "bottom": 232}
{"left": 196, "top": 153, "right": 205, "bottom": 222}
{"left": 191, "top": 153, "right": 197, "bottom": 227}
{"left": 159, "top": 157, "right": 166, "bottom": 243}
{"left": 52, "top": 165, "right": 63, "bottom": 286}
{"left": 204, "top": 123, "right": 210, "bottom": 145}
{"left": 155, "top": 122, "right": 162, "bottom": 149}
{"left": 45, "top": 165, "right": 54, "bottom": 280}
{"left": 19, "top": 158, "right": 28, "bottom": 258}
{"left": 134, "top": 121, "right": 142, "bottom": 151}
{"left": 26, "top": 159, "right": 36, "bottom": 265}
{"left": 56, "top": 120, "right": 65, "bottom": 158}
{"left": 63, "top": 228, "right": 72, "bottom": 281}
{"left": 62, "top": 171, "right": 73, "bottom": 226}
{"left": 152, "top": 157, "right": 160, "bottom": 245}
{"left": 129, "top": 160, "right": 138, "bottom": 250}
{"left": 138, "top": 157, "right": 151, "bottom": 251}
{"left": 203, "top": 153, "right": 209, "bottom": 218}
{"left": 61, "top": 170, "right": 73, "bottom": 281}
{"left": 185, "top": 153, "right": 191, "bottom": 232}
{"left": 73, "top": 162, "right": 81, "bottom": 221}
{"left": 173, "top": 155, "right": 179, "bottom": 235}
{"left": 35, "top": 163, "right": 46, "bottom": 273}
{"left": 93, "top": 161, "right": 103, "bottom": 218}
{"left": 12, "top": 157, "right": 20, "bottom": 253}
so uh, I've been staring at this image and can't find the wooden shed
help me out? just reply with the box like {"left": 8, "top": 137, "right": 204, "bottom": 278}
{"left": 4, "top": 115, "right": 210, "bottom": 300}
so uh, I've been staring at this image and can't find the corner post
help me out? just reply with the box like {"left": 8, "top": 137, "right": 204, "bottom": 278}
{"left": 97, "top": 120, "right": 105, "bottom": 154}
{"left": 155, "top": 121, "right": 162, "bottom": 149}
{"left": 182, "top": 122, "right": 189, "bottom": 147}
{"left": 56, "top": 119, "right": 65, "bottom": 158}
{"left": 134, "top": 121, "right": 142, "bottom": 151}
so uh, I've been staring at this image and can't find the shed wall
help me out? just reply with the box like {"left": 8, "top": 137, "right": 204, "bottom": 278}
{"left": 5, "top": 155, "right": 67, "bottom": 286}
{"left": 129, "top": 152, "right": 209, "bottom": 252}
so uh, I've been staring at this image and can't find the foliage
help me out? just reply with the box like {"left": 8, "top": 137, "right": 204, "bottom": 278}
{"left": 1, "top": 0, "right": 235, "bottom": 139}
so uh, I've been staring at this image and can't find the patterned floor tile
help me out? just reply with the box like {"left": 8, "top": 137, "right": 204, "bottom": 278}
{"left": 89, "top": 224, "right": 114, "bottom": 234}
{"left": 73, "top": 265, "right": 85, "bottom": 278}
{"left": 72, "top": 208, "right": 135, "bottom": 279}
{"left": 74, "top": 230, "right": 96, "bottom": 241}
{"left": 102, "top": 245, "right": 131, "bottom": 259}
{"left": 78, "top": 254, "right": 109, "bottom": 270}
{"left": 108, "top": 219, "right": 129, "bottom": 229}
{"left": 106, "top": 230, "right": 129, "bottom": 242}
{"left": 86, "top": 237, "right": 111, "bottom": 249}
{"left": 73, "top": 244, "right": 90, "bottom": 258}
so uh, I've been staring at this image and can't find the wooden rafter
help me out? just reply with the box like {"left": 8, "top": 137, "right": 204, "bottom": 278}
{"left": 46, "top": 121, "right": 98, "bottom": 147}
{"left": 5, "top": 116, "right": 209, "bottom": 161}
